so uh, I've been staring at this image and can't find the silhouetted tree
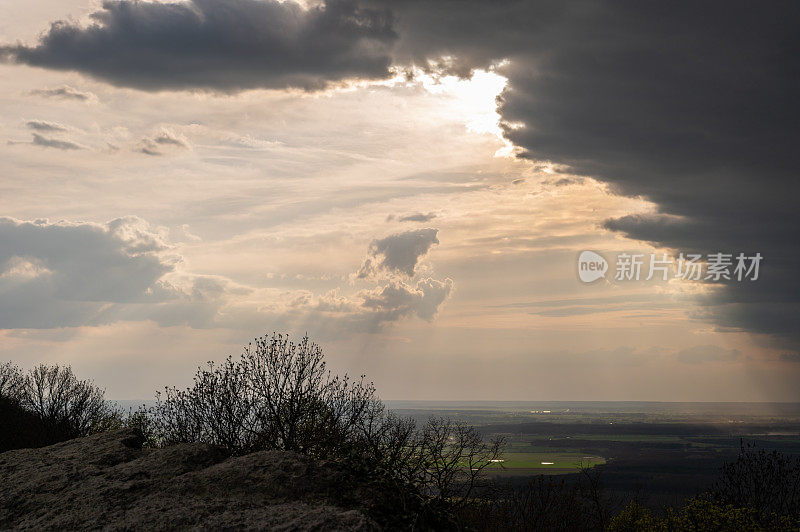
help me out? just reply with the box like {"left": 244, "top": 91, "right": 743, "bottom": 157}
{"left": 0, "top": 361, "right": 23, "bottom": 400}
{"left": 416, "top": 417, "right": 504, "bottom": 504}
{"left": 151, "top": 333, "right": 378, "bottom": 458}
{"left": 244, "top": 334, "right": 376, "bottom": 456}
{"left": 461, "top": 469, "right": 618, "bottom": 531}
{"left": 148, "top": 332, "right": 507, "bottom": 528}
{"left": 709, "top": 440, "right": 800, "bottom": 526}
{"left": 0, "top": 362, "right": 112, "bottom": 451}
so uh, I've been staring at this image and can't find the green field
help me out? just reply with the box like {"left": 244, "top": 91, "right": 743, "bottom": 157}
{"left": 387, "top": 401, "right": 800, "bottom": 498}
{"left": 547, "top": 434, "right": 684, "bottom": 442}
{"left": 486, "top": 451, "right": 605, "bottom": 474}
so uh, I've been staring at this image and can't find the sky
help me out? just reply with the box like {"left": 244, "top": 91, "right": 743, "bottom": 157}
{"left": 0, "top": 0, "right": 798, "bottom": 401}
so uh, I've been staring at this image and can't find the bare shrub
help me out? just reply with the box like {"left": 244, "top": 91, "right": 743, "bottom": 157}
{"left": 577, "top": 459, "right": 617, "bottom": 530}
{"left": 356, "top": 401, "right": 420, "bottom": 478}
{"left": 20, "top": 364, "right": 110, "bottom": 438}
{"left": 151, "top": 333, "right": 378, "bottom": 458}
{"left": 416, "top": 417, "right": 504, "bottom": 504}
{"left": 462, "top": 475, "right": 599, "bottom": 531}
{"left": 244, "top": 334, "right": 376, "bottom": 456}
{"left": 152, "top": 355, "right": 256, "bottom": 451}
{"left": 1, "top": 362, "right": 112, "bottom": 451}
{"left": 710, "top": 441, "right": 800, "bottom": 524}
{"left": 459, "top": 460, "right": 621, "bottom": 531}
{"left": 148, "top": 333, "right": 508, "bottom": 528}
{"left": 0, "top": 361, "right": 23, "bottom": 401}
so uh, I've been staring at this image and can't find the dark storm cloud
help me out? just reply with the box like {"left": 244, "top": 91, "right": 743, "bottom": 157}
{"left": 3, "top": 1, "right": 798, "bottom": 346}
{"left": 365, "top": 0, "right": 800, "bottom": 346}
{"left": 0, "top": 0, "right": 396, "bottom": 91}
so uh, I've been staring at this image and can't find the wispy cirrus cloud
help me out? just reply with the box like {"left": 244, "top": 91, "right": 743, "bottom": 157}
{"left": 398, "top": 212, "right": 437, "bottom": 223}
{"left": 30, "top": 133, "right": 83, "bottom": 151}
{"left": 29, "top": 85, "right": 96, "bottom": 102}
{"left": 26, "top": 120, "right": 67, "bottom": 132}
{"left": 139, "top": 130, "right": 191, "bottom": 156}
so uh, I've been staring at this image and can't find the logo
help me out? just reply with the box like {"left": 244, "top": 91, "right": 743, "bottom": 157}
{"left": 575, "top": 251, "right": 762, "bottom": 284}
{"left": 577, "top": 250, "right": 608, "bottom": 283}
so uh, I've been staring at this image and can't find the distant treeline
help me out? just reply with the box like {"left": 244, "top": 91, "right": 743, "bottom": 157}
{"left": 481, "top": 421, "right": 800, "bottom": 437}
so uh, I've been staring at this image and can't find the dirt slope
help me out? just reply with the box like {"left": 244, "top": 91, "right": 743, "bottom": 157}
{"left": 0, "top": 430, "right": 377, "bottom": 531}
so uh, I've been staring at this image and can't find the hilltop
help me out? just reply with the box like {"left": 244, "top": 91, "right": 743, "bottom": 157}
{"left": 0, "top": 429, "right": 377, "bottom": 530}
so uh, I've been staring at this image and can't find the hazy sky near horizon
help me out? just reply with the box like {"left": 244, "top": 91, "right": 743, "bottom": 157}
{"left": 0, "top": 0, "right": 798, "bottom": 401}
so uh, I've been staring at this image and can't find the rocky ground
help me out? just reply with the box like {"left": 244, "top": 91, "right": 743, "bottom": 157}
{"left": 0, "top": 430, "right": 378, "bottom": 530}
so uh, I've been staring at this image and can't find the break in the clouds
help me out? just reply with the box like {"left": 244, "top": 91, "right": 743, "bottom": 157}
{"left": 362, "top": 0, "right": 800, "bottom": 347}
{"left": 5, "top": 1, "right": 795, "bottom": 347}
{"left": 0, "top": 0, "right": 396, "bottom": 92}
{"left": 357, "top": 228, "right": 439, "bottom": 279}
